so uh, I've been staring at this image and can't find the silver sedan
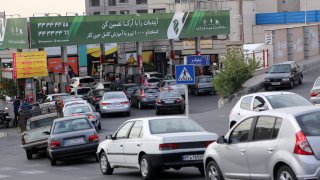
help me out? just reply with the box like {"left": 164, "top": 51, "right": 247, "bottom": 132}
{"left": 99, "top": 91, "right": 130, "bottom": 116}
{"left": 310, "top": 76, "right": 320, "bottom": 104}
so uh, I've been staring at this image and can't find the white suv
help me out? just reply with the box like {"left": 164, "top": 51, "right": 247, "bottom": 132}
{"left": 70, "top": 76, "right": 96, "bottom": 89}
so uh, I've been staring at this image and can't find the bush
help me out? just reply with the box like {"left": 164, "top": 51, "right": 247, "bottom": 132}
{"left": 213, "top": 48, "right": 258, "bottom": 98}
{"left": 0, "top": 78, "right": 17, "bottom": 99}
{"left": 143, "top": 62, "right": 156, "bottom": 72}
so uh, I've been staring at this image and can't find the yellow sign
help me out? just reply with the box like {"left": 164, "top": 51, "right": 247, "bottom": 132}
{"left": 13, "top": 51, "right": 48, "bottom": 79}
{"left": 183, "top": 39, "right": 213, "bottom": 50}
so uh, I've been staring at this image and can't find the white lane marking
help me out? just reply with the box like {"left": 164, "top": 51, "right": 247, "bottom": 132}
{"left": 0, "top": 167, "right": 17, "bottom": 171}
{"left": 23, "top": 164, "right": 44, "bottom": 167}
{"left": 60, "top": 167, "right": 81, "bottom": 171}
{"left": 0, "top": 174, "right": 10, "bottom": 178}
{"left": 79, "top": 176, "right": 102, "bottom": 179}
{"left": 20, "top": 170, "right": 46, "bottom": 175}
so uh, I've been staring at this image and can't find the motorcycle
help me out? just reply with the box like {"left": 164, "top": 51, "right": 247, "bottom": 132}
{"left": 0, "top": 107, "right": 10, "bottom": 128}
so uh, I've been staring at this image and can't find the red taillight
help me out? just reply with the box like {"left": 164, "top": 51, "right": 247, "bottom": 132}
{"left": 21, "top": 135, "right": 25, "bottom": 145}
{"left": 204, "top": 141, "right": 215, "bottom": 147}
{"left": 93, "top": 96, "right": 100, "bottom": 101}
{"left": 49, "top": 140, "right": 61, "bottom": 149}
{"left": 168, "top": 86, "right": 173, "bottom": 90}
{"left": 87, "top": 114, "right": 95, "bottom": 120}
{"left": 294, "top": 131, "right": 314, "bottom": 155}
{"left": 176, "top": 99, "right": 182, "bottom": 104}
{"left": 156, "top": 99, "right": 161, "bottom": 104}
{"left": 121, "top": 101, "right": 129, "bottom": 105}
{"left": 89, "top": 134, "right": 99, "bottom": 143}
{"left": 78, "top": 83, "right": 82, "bottom": 87}
{"left": 102, "top": 102, "right": 111, "bottom": 106}
{"left": 311, "top": 91, "right": 318, "bottom": 97}
{"left": 159, "top": 143, "right": 179, "bottom": 150}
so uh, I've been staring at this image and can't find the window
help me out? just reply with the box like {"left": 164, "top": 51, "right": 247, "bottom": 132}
{"left": 119, "top": 0, "right": 128, "bottom": 3}
{"left": 136, "top": 0, "right": 147, "bottom": 4}
{"left": 53, "top": 118, "right": 92, "bottom": 134}
{"left": 109, "top": 11, "right": 116, "bottom": 15}
{"left": 120, "top": 10, "right": 129, "bottom": 14}
{"left": 80, "top": 78, "right": 95, "bottom": 83}
{"left": 108, "top": 0, "right": 116, "bottom": 6}
{"left": 90, "top": 0, "right": 100, "bottom": 6}
{"left": 137, "top": 10, "right": 148, "bottom": 14}
{"left": 266, "top": 94, "right": 312, "bottom": 109}
{"left": 128, "top": 121, "right": 143, "bottom": 139}
{"left": 64, "top": 105, "right": 90, "bottom": 116}
{"left": 253, "top": 96, "right": 268, "bottom": 112}
{"left": 229, "top": 118, "right": 253, "bottom": 144}
{"left": 153, "top": 8, "right": 166, "bottom": 13}
{"left": 272, "top": 118, "right": 283, "bottom": 138}
{"left": 296, "top": 111, "right": 320, "bottom": 136}
{"left": 30, "top": 117, "right": 56, "bottom": 129}
{"left": 253, "top": 116, "right": 276, "bottom": 141}
{"left": 93, "top": 12, "right": 100, "bottom": 15}
{"left": 240, "top": 96, "right": 252, "bottom": 110}
{"left": 116, "top": 122, "right": 134, "bottom": 139}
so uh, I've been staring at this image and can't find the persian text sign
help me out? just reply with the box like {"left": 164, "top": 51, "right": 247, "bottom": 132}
{"left": 13, "top": 51, "right": 48, "bottom": 79}
{"left": 0, "top": 18, "right": 29, "bottom": 49}
{"left": 29, "top": 11, "right": 230, "bottom": 48}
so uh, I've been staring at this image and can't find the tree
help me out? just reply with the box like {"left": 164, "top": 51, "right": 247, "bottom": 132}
{"left": 213, "top": 48, "right": 258, "bottom": 98}
{"left": 0, "top": 78, "right": 17, "bottom": 99}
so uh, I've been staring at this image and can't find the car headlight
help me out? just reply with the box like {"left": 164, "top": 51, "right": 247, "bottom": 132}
{"left": 282, "top": 78, "right": 290, "bottom": 81}
{"left": 264, "top": 79, "right": 270, "bottom": 82}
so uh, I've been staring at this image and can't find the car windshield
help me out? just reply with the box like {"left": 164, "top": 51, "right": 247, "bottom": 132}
{"left": 30, "top": 117, "right": 56, "bottom": 129}
{"left": 52, "top": 94, "right": 69, "bottom": 101}
{"left": 64, "top": 105, "right": 90, "bottom": 116}
{"left": 266, "top": 94, "right": 313, "bottom": 109}
{"left": 147, "top": 78, "right": 160, "bottom": 83}
{"left": 150, "top": 73, "right": 163, "bottom": 79}
{"left": 296, "top": 111, "right": 320, "bottom": 136}
{"left": 94, "top": 90, "right": 106, "bottom": 97}
{"left": 160, "top": 92, "right": 180, "bottom": 99}
{"left": 149, "top": 118, "right": 204, "bottom": 134}
{"left": 269, "top": 64, "right": 291, "bottom": 73}
{"left": 80, "top": 78, "right": 95, "bottom": 83}
{"left": 198, "top": 77, "right": 212, "bottom": 83}
{"left": 64, "top": 102, "right": 86, "bottom": 108}
{"left": 77, "top": 88, "right": 91, "bottom": 95}
{"left": 144, "top": 88, "right": 159, "bottom": 94}
{"left": 127, "top": 85, "right": 139, "bottom": 93}
{"left": 52, "top": 118, "right": 92, "bottom": 134}
{"left": 103, "top": 93, "right": 126, "bottom": 100}
{"left": 314, "top": 78, "right": 320, "bottom": 87}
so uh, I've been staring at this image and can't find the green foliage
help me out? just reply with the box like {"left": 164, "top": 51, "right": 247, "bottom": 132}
{"left": 0, "top": 78, "right": 17, "bottom": 98}
{"left": 143, "top": 62, "right": 156, "bottom": 72}
{"left": 213, "top": 48, "right": 258, "bottom": 98}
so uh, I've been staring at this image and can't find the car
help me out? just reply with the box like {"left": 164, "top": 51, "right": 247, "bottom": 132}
{"left": 63, "top": 103, "right": 101, "bottom": 130}
{"left": 93, "top": 82, "right": 112, "bottom": 91}
{"left": 21, "top": 113, "right": 58, "bottom": 160}
{"left": 84, "top": 88, "right": 110, "bottom": 109}
{"left": 155, "top": 90, "right": 185, "bottom": 115}
{"left": 39, "top": 93, "right": 70, "bottom": 112}
{"left": 144, "top": 77, "right": 161, "bottom": 88}
{"left": 70, "top": 87, "right": 92, "bottom": 98}
{"left": 264, "top": 61, "right": 303, "bottom": 90}
{"left": 159, "top": 79, "right": 185, "bottom": 98}
{"left": 46, "top": 116, "right": 99, "bottom": 166}
{"left": 189, "top": 76, "right": 214, "bottom": 96}
{"left": 96, "top": 116, "right": 218, "bottom": 179}
{"left": 229, "top": 91, "right": 313, "bottom": 128}
{"left": 310, "top": 76, "right": 320, "bottom": 104}
{"left": 204, "top": 106, "right": 320, "bottom": 180}
{"left": 70, "top": 76, "right": 96, "bottom": 89}
{"left": 131, "top": 87, "right": 159, "bottom": 109}
{"left": 99, "top": 91, "right": 131, "bottom": 116}
{"left": 119, "top": 83, "right": 140, "bottom": 100}
{"left": 63, "top": 99, "right": 89, "bottom": 112}
{"left": 163, "top": 74, "right": 175, "bottom": 80}
{"left": 144, "top": 72, "right": 163, "bottom": 79}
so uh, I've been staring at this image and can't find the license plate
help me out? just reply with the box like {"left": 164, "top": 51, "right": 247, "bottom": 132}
{"left": 65, "top": 138, "right": 85, "bottom": 146}
{"left": 113, "top": 103, "right": 121, "bottom": 106}
{"left": 271, "top": 82, "right": 281, "bottom": 85}
{"left": 165, "top": 101, "right": 174, "bottom": 104}
{"left": 182, "top": 155, "right": 203, "bottom": 161}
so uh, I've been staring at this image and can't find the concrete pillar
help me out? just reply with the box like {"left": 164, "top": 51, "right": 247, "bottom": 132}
{"left": 136, "top": 42, "right": 144, "bottom": 83}
{"left": 60, "top": 46, "right": 68, "bottom": 93}
{"left": 100, "top": 43, "right": 106, "bottom": 83}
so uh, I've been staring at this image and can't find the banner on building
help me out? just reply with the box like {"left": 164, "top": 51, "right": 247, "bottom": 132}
{"left": 0, "top": 18, "right": 29, "bottom": 49}
{"left": 13, "top": 51, "right": 48, "bottom": 79}
{"left": 48, "top": 57, "right": 79, "bottom": 75}
{"left": 29, "top": 11, "right": 230, "bottom": 48}
{"left": 183, "top": 39, "right": 213, "bottom": 49}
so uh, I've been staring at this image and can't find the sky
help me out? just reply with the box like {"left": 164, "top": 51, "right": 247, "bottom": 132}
{"left": 1, "top": 0, "right": 86, "bottom": 18}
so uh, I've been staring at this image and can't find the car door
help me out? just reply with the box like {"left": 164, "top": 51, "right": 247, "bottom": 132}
{"left": 219, "top": 117, "right": 254, "bottom": 179}
{"left": 107, "top": 121, "right": 134, "bottom": 165}
{"left": 246, "top": 116, "right": 283, "bottom": 179}
{"left": 233, "top": 96, "right": 254, "bottom": 122}
{"left": 123, "top": 121, "right": 143, "bottom": 166}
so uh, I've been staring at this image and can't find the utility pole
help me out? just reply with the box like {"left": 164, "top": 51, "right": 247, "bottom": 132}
{"left": 239, "top": 0, "right": 243, "bottom": 43}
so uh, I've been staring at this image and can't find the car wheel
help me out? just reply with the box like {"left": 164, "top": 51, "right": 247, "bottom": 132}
{"left": 50, "top": 159, "right": 57, "bottom": 166}
{"left": 26, "top": 150, "right": 32, "bottom": 160}
{"left": 140, "top": 155, "right": 154, "bottom": 180}
{"left": 100, "top": 152, "right": 114, "bottom": 175}
{"left": 289, "top": 80, "right": 294, "bottom": 89}
{"left": 138, "top": 101, "right": 143, "bottom": 110}
{"left": 276, "top": 166, "right": 297, "bottom": 180}
{"left": 298, "top": 76, "right": 303, "bottom": 85}
{"left": 206, "top": 160, "right": 223, "bottom": 180}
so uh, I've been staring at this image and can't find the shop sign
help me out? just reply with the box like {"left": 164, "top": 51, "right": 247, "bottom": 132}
{"left": 183, "top": 40, "right": 213, "bottom": 50}
{"left": 0, "top": 18, "right": 28, "bottom": 49}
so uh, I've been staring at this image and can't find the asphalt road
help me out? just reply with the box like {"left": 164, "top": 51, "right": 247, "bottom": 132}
{"left": 0, "top": 64, "right": 318, "bottom": 180}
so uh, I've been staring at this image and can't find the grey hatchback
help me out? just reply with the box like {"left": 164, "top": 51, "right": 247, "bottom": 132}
{"left": 46, "top": 116, "right": 99, "bottom": 166}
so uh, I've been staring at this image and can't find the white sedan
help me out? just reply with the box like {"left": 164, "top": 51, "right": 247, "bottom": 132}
{"left": 96, "top": 116, "right": 218, "bottom": 180}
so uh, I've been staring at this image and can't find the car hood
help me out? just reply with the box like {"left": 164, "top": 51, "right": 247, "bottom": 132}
{"left": 265, "top": 73, "right": 291, "bottom": 79}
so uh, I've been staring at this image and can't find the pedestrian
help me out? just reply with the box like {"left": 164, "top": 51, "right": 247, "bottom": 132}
{"left": 20, "top": 98, "right": 32, "bottom": 111}
{"left": 12, "top": 96, "right": 20, "bottom": 128}
{"left": 68, "top": 65, "right": 75, "bottom": 79}
{"left": 55, "top": 96, "right": 63, "bottom": 117}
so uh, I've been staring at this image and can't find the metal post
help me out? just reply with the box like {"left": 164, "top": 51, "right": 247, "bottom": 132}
{"left": 168, "top": 39, "right": 175, "bottom": 75}
{"left": 100, "top": 43, "right": 106, "bottom": 83}
{"left": 136, "top": 42, "right": 143, "bottom": 84}
{"left": 195, "top": 36, "right": 201, "bottom": 55}
{"left": 183, "top": 56, "right": 189, "bottom": 117}
{"left": 60, "top": 46, "right": 68, "bottom": 93}
{"left": 262, "top": 49, "right": 265, "bottom": 68}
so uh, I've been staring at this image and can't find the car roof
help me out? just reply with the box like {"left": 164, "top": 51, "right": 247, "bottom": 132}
{"left": 49, "top": 93, "right": 69, "bottom": 97}
{"left": 71, "top": 76, "right": 93, "bottom": 79}
{"left": 242, "top": 91, "right": 295, "bottom": 98}
{"left": 105, "top": 91, "right": 125, "bottom": 94}
{"left": 197, "top": 75, "right": 212, "bottom": 78}
{"left": 64, "top": 103, "right": 91, "bottom": 109}
{"left": 128, "top": 116, "right": 188, "bottom": 122}
{"left": 53, "top": 115, "right": 88, "bottom": 122}
{"left": 258, "top": 106, "right": 320, "bottom": 117}
{"left": 121, "top": 83, "right": 139, "bottom": 86}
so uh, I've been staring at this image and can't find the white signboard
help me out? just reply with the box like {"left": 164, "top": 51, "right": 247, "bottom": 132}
{"left": 265, "top": 33, "right": 273, "bottom": 45}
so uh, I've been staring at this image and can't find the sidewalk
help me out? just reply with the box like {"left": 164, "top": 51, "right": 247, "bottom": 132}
{"left": 218, "top": 56, "right": 320, "bottom": 108}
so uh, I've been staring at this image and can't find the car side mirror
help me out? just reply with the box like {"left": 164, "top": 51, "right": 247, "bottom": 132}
{"left": 106, "top": 134, "right": 116, "bottom": 140}
{"left": 259, "top": 107, "right": 267, "bottom": 112}
{"left": 43, "top": 131, "right": 50, "bottom": 135}
{"left": 217, "top": 136, "right": 226, "bottom": 144}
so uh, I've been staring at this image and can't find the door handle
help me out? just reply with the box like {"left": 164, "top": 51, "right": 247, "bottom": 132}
{"left": 240, "top": 149, "right": 246, "bottom": 155}
{"left": 268, "top": 148, "right": 274, "bottom": 153}
{"left": 237, "top": 113, "right": 241, "bottom": 115}
{"left": 137, "top": 144, "right": 141, "bottom": 147}
{"left": 120, "top": 145, "right": 123, "bottom": 147}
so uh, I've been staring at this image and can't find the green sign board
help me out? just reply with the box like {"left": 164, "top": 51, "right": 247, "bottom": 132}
{"left": 0, "top": 18, "right": 29, "bottom": 49}
{"left": 29, "top": 11, "right": 230, "bottom": 48}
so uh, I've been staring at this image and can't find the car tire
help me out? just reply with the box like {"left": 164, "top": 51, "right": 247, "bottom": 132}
{"left": 276, "top": 166, "right": 297, "bottom": 180}
{"left": 298, "top": 75, "right": 303, "bottom": 85}
{"left": 26, "top": 150, "right": 32, "bottom": 160}
{"left": 206, "top": 160, "right": 224, "bottom": 180}
{"left": 100, "top": 152, "right": 114, "bottom": 175}
{"left": 138, "top": 101, "right": 143, "bottom": 110}
{"left": 50, "top": 159, "right": 57, "bottom": 166}
{"left": 140, "top": 155, "right": 154, "bottom": 180}
{"left": 289, "top": 80, "right": 294, "bottom": 89}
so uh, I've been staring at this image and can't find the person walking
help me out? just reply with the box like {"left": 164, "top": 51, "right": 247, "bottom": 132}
{"left": 12, "top": 96, "right": 21, "bottom": 128}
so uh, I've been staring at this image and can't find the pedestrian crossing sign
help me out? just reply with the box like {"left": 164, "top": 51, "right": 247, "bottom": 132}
{"left": 175, "top": 65, "right": 195, "bottom": 84}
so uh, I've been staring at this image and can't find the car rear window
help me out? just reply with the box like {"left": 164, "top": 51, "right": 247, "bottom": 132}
{"left": 104, "top": 93, "right": 126, "bottom": 100}
{"left": 314, "top": 78, "right": 320, "bottom": 87}
{"left": 127, "top": 86, "right": 139, "bottom": 93}
{"left": 80, "top": 78, "right": 95, "bottom": 83}
{"left": 53, "top": 118, "right": 92, "bottom": 134}
{"left": 77, "top": 88, "right": 91, "bottom": 95}
{"left": 266, "top": 94, "right": 312, "bottom": 109}
{"left": 149, "top": 118, "right": 204, "bottom": 134}
{"left": 198, "top": 77, "right": 212, "bottom": 83}
{"left": 160, "top": 92, "right": 180, "bottom": 98}
{"left": 144, "top": 88, "right": 159, "bottom": 94}
{"left": 64, "top": 105, "right": 90, "bottom": 116}
{"left": 296, "top": 111, "right": 320, "bottom": 136}
{"left": 147, "top": 78, "right": 160, "bottom": 83}
{"left": 150, "top": 73, "right": 163, "bottom": 79}
{"left": 30, "top": 117, "right": 56, "bottom": 129}
{"left": 52, "top": 94, "right": 69, "bottom": 101}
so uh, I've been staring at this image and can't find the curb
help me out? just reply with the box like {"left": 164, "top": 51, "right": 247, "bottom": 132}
{"left": 0, "top": 132, "right": 8, "bottom": 139}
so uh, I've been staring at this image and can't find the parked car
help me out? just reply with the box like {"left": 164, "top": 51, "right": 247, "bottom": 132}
{"left": 70, "top": 87, "right": 91, "bottom": 98}
{"left": 70, "top": 76, "right": 96, "bottom": 89}
{"left": 163, "top": 74, "right": 175, "bottom": 80}
{"left": 189, "top": 76, "right": 214, "bottom": 96}
{"left": 159, "top": 80, "right": 185, "bottom": 98}
{"left": 119, "top": 83, "right": 140, "bottom": 100}
{"left": 131, "top": 87, "right": 160, "bottom": 109}
{"left": 39, "top": 93, "right": 70, "bottom": 112}
{"left": 46, "top": 116, "right": 99, "bottom": 166}
{"left": 97, "top": 116, "right": 218, "bottom": 179}
{"left": 63, "top": 103, "right": 101, "bottom": 130}
{"left": 155, "top": 91, "right": 185, "bottom": 115}
{"left": 144, "top": 72, "right": 163, "bottom": 79}
{"left": 21, "top": 113, "right": 58, "bottom": 160}
{"left": 99, "top": 91, "right": 130, "bottom": 116}
{"left": 310, "top": 76, "right": 320, "bottom": 104}
{"left": 63, "top": 99, "right": 89, "bottom": 112}
{"left": 204, "top": 106, "right": 320, "bottom": 180}
{"left": 144, "top": 77, "right": 161, "bottom": 88}
{"left": 264, "top": 61, "right": 303, "bottom": 90}
{"left": 85, "top": 88, "right": 110, "bottom": 109}
{"left": 93, "top": 82, "right": 112, "bottom": 91}
{"left": 229, "top": 91, "right": 313, "bottom": 128}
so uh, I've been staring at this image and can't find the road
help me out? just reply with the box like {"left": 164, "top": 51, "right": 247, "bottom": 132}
{"left": 0, "top": 64, "right": 318, "bottom": 180}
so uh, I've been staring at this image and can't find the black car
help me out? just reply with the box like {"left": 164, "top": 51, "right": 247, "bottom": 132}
{"left": 189, "top": 76, "right": 214, "bottom": 96}
{"left": 131, "top": 87, "right": 159, "bottom": 109}
{"left": 119, "top": 83, "right": 140, "bottom": 100}
{"left": 264, "top": 61, "right": 303, "bottom": 90}
{"left": 84, "top": 88, "right": 109, "bottom": 109}
{"left": 155, "top": 91, "right": 185, "bottom": 115}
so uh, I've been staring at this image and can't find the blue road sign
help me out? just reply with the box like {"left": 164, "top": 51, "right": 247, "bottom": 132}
{"left": 175, "top": 65, "right": 195, "bottom": 85}
{"left": 187, "top": 55, "right": 210, "bottom": 66}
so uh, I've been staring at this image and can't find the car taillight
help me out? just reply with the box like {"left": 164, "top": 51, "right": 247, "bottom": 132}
{"left": 87, "top": 114, "right": 95, "bottom": 120}
{"left": 102, "top": 102, "right": 111, "bottom": 106}
{"left": 21, "top": 135, "right": 25, "bottom": 145}
{"left": 176, "top": 99, "right": 182, "bottom": 104}
{"left": 159, "top": 143, "right": 179, "bottom": 150}
{"left": 78, "top": 83, "right": 82, "bottom": 87}
{"left": 49, "top": 140, "right": 61, "bottom": 149}
{"left": 204, "top": 141, "right": 215, "bottom": 147}
{"left": 168, "top": 86, "right": 173, "bottom": 90}
{"left": 89, "top": 134, "right": 99, "bottom": 143}
{"left": 311, "top": 91, "right": 319, "bottom": 97}
{"left": 121, "top": 101, "right": 129, "bottom": 105}
{"left": 156, "top": 99, "right": 161, "bottom": 104}
{"left": 294, "top": 131, "right": 314, "bottom": 155}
